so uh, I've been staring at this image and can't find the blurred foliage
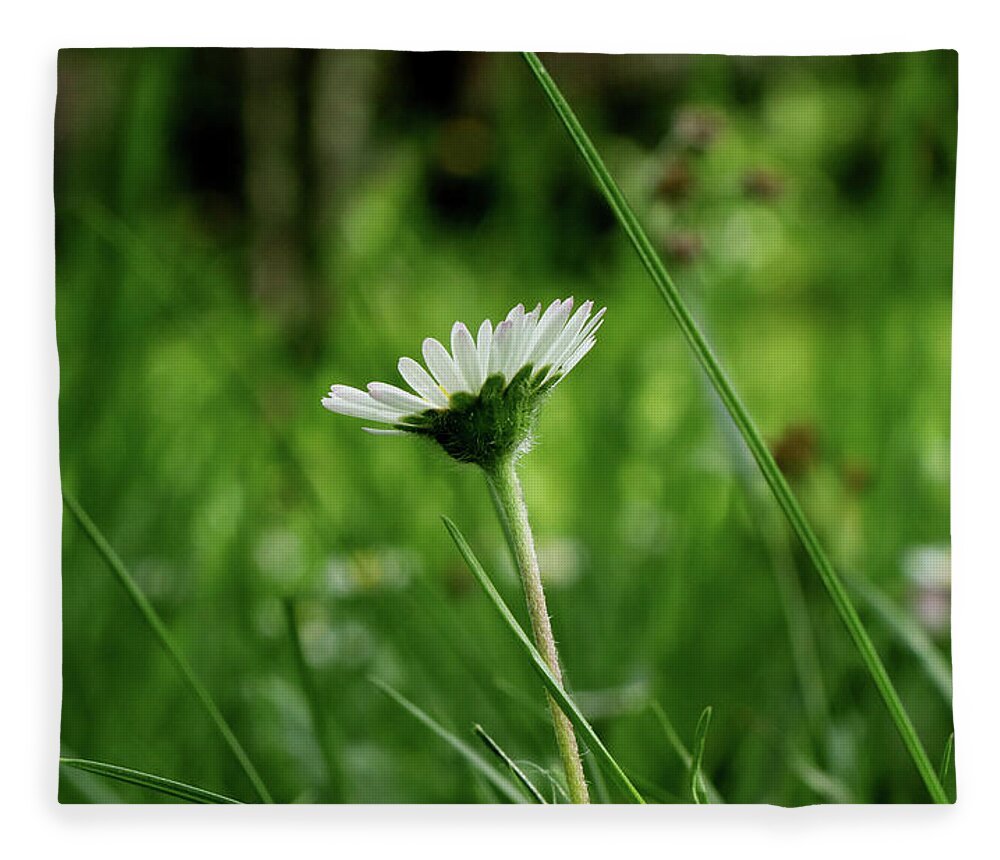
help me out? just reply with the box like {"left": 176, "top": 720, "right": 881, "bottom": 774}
{"left": 56, "top": 49, "right": 956, "bottom": 804}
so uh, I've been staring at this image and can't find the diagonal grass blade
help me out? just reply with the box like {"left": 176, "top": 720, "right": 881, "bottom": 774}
{"left": 372, "top": 678, "right": 526, "bottom": 803}
{"left": 283, "top": 599, "right": 344, "bottom": 801}
{"left": 63, "top": 493, "right": 274, "bottom": 803}
{"left": 59, "top": 758, "right": 242, "bottom": 804}
{"left": 688, "top": 707, "right": 713, "bottom": 804}
{"left": 521, "top": 50, "right": 947, "bottom": 805}
{"left": 442, "top": 516, "right": 645, "bottom": 803}
{"left": 938, "top": 732, "right": 955, "bottom": 802}
{"left": 474, "top": 724, "right": 548, "bottom": 803}
{"left": 847, "top": 573, "right": 953, "bottom": 702}
{"left": 649, "top": 702, "right": 723, "bottom": 803}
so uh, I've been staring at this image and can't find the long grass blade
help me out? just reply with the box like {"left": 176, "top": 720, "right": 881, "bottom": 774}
{"left": 649, "top": 702, "right": 723, "bottom": 803}
{"left": 585, "top": 745, "right": 612, "bottom": 805}
{"left": 789, "top": 752, "right": 854, "bottom": 804}
{"left": 521, "top": 50, "right": 948, "bottom": 805}
{"left": 442, "top": 516, "right": 645, "bottom": 803}
{"left": 847, "top": 572, "right": 953, "bottom": 702}
{"left": 283, "top": 599, "right": 343, "bottom": 801}
{"left": 59, "top": 758, "right": 242, "bottom": 804}
{"left": 473, "top": 724, "right": 548, "bottom": 803}
{"left": 63, "top": 493, "right": 273, "bottom": 803}
{"left": 938, "top": 732, "right": 955, "bottom": 798}
{"left": 58, "top": 746, "right": 124, "bottom": 803}
{"left": 372, "top": 678, "right": 525, "bottom": 803}
{"left": 688, "top": 707, "right": 712, "bottom": 804}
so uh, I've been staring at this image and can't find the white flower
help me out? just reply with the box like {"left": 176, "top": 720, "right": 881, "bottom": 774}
{"left": 322, "top": 297, "right": 605, "bottom": 440}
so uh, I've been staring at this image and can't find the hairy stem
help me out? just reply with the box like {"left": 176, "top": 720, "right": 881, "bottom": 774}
{"left": 485, "top": 457, "right": 590, "bottom": 803}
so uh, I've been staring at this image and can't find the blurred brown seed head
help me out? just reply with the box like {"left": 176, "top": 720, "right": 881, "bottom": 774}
{"left": 771, "top": 423, "right": 819, "bottom": 479}
{"left": 673, "top": 107, "right": 725, "bottom": 152}
{"left": 664, "top": 230, "right": 704, "bottom": 264}
{"left": 742, "top": 167, "right": 785, "bottom": 201}
{"left": 842, "top": 458, "right": 873, "bottom": 494}
{"left": 656, "top": 157, "right": 695, "bottom": 202}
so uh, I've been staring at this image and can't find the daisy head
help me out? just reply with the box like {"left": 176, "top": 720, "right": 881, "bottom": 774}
{"left": 322, "top": 297, "right": 605, "bottom": 469}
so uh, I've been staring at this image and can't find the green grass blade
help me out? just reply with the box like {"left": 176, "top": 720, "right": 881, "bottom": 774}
{"left": 473, "top": 724, "right": 548, "bottom": 803}
{"left": 371, "top": 678, "right": 525, "bottom": 803}
{"left": 521, "top": 50, "right": 948, "bottom": 805}
{"left": 519, "top": 761, "right": 570, "bottom": 803}
{"left": 283, "top": 599, "right": 343, "bottom": 801}
{"left": 585, "top": 745, "right": 612, "bottom": 805}
{"left": 847, "top": 573, "right": 953, "bottom": 702}
{"left": 442, "top": 516, "right": 645, "bottom": 803}
{"left": 59, "top": 758, "right": 242, "bottom": 804}
{"left": 789, "top": 753, "right": 854, "bottom": 804}
{"left": 63, "top": 493, "right": 274, "bottom": 803}
{"left": 649, "top": 702, "right": 723, "bottom": 804}
{"left": 938, "top": 732, "right": 955, "bottom": 797}
{"left": 688, "top": 707, "right": 712, "bottom": 804}
{"left": 629, "top": 775, "right": 681, "bottom": 804}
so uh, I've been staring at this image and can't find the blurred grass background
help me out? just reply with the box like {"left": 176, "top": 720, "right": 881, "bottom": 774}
{"left": 56, "top": 49, "right": 956, "bottom": 804}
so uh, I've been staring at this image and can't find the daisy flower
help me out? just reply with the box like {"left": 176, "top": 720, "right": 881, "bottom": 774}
{"left": 322, "top": 298, "right": 605, "bottom": 467}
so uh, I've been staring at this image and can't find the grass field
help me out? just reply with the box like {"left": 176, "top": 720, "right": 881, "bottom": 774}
{"left": 56, "top": 49, "right": 956, "bottom": 804}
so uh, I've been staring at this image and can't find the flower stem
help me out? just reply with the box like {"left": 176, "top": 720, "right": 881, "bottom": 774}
{"left": 485, "top": 457, "right": 590, "bottom": 803}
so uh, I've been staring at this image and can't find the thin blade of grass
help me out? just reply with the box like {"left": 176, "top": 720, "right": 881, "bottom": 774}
{"left": 789, "top": 753, "right": 854, "bottom": 804}
{"left": 521, "top": 50, "right": 947, "bottom": 805}
{"left": 283, "top": 598, "right": 343, "bottom": 801}
{"left": 371, "top": 678, "right": 525, "bottom": 804}
{"left": 686, "top": 267, "right": 831, "bottom": 743}
{"left": 58, "top": 746, "right": 124, "bottom": 803}
{"left": 938, "top": 732, "right": 955, "bottom": 796}
{"left": 63, "top": 493, "right": 273, "bottom": 803}
{"left": 473, "top": 724, "right": 548, "bottom": 803}
{"left": 847, "top": 573, "right": 953, "bottom": 702}
{"left": 519, "top": 761, "right": 571, "bottom": 803}
{"left": 649, "top": 702, "right": 723, "bottom": 803}
{"left": 630, "top": 774, "right": 682, "bottom": 804}
{"left": 59, "top": 758, "right": 242, "bottom": 804}
{"left": 688, "top": 707, "right": 713, "bottom": 804}
{"left": 585, "top": 743, "right": 612, "bottom": 804}
{"left": 442, "top": 516, "right": 645, "bottom": 803}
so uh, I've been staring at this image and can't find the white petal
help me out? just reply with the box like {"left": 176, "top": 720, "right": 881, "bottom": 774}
{"left": 326, "top": 384, "right": 400, "bottom": 413}
{"left": 422, "top": 337, "right": 465, "bottom": 396}
{"left": 398, "top": 357, "right": 449, "bottom": 409}
{"left": 476, "top": 319, "right": 493, "bottom": 380}
{"left": 502, "top": 304, "right": 534, "bottom": 379}
{"left": 451, "top": 322, "right": 483, "bottom": 393}
{"left": 322, "top": 386, "right": 405, "bottom": 422}
{"left": 510, "top": 303, "right": 542, "bottom": 372}
{"left": 575, "top": 305, "right": 606, "bottom": 346}
{"left": 505, "top": 303, "right": 526, "bottom": 323}
{"left": 562, "top": 315, "right": 604, "bottom": 368}
{"left": 363, "top": 427, "right": 407, "bottom": 436}
{"left": 525, "top": 303, "right": 542, "bottom": 327}
{"left": 553, "top": 310, "right": 604, "bottom": 373}
{"left": 552, "top": 335, "right": 596, "bottom": 381}
{"left": 503, "top": 306, "right": 526, "bottom": 376}
{"left": 541, "top": 300, "right": 594, "bottom": 370}
{"left": 489, "top": 319, "right": 513, "bottom": 378}
{"left": 526, "top": 297, "right": 573, "bottom": 368}
{"left": 367, "top": 382, "right": 433, "bottom": 415}
{"left": 500, "top": 305, "right": 525, "bottom": 370}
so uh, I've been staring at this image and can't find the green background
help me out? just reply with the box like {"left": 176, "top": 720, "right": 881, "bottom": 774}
{"left": 56, "top": 49, "right": 956, "bottom": 804}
